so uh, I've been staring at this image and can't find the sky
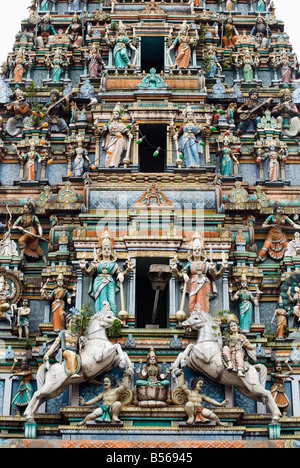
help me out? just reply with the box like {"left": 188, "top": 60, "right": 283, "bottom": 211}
{"left": 0, "top": 0, "right": 299, "bottom": 65}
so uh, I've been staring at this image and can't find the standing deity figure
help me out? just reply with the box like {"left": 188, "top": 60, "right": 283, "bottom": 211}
{"left": 46, "top": 48, "right": 68, "bottom": 83}
{"left": 167, "top": 21, "right": 199, "bottom": 69}
{"left": 257, "top": 205, "right": 300, "bottom": 264}
{"left": 222, "top": 315, "right": 256, "bottom": 378}
{"left": 80, "top": 228, "right": 133, "bottom": 316}
{"left": 217, "top": 133, "right": 239, "bottom": 176}
{"left": 43, "top": 311, "right": 83, "bottom": 379}
{"left": 105, "top": 21, "right": 138, "bottom": 69}
{"left": 20, "top": 141, "right": 44, "bottom": 181}
{"left": 257, "top": 0, "right": 268, "bottom": 11}
{"left": 271, "top": 297, "right": 288, "bottom": 339}
{"left": 72, "top": 136, "right": 91, "bottom": 177}
{"left": 102, "top": 103, "right": 132, "bottom": 168}
{"left": 85, "top": 45, "right": 105, "bottom": 78}
{"left": 225, "top": 0, "right": 237, "bottom": 11}
{"left": 235, "top": 49, "right": 260, "bottom": 83}
{"left": 136, "top": 348, "right": 170, "bottom": 388}
{"left": 41, "top": 272, "right": 76, "bottom": 332}
{"left": 36, "top": 13, "right": 57, "bottom": 48}
{"left": 10, "top": 358, "right": 34, "bottom": 416}
{"left": 279, "top": 52, "right": 294, "bottom": 84}
{"left": 203, "top": 45, "right": 222, "bottom": 78}
{"left": 262, "top": 145, "right": 287, "bottom": 182}
{"left": 270, "top": 359, "right": 293, "bottom": 417}
{"left": 65, "top": 12, "right": 83, "bottom": 49}
{"left": 13, "top": 200, "right": 47, "bottom": 264}
{"left": 174, "top": 105, "right": 205, "bottom": 168}
{"left": 8, "top": 49, "right": 31, "bottom": 83}
{"left": 229, "top": 273, "right": 261, "bottom": 333}
{"left": 78, "top": 371, "right": 131, "bottom": 425}
{"left": 171, "top": 231, "right": 228, "bottom": 315}
{"left": 222, "top": 16, "right": 239, "bottom": 48}
{"left": 11, "top": 298, "right": 31, "bottom": 339}
{"left": 176, "top": 371, "right": 228, "bottom": 426}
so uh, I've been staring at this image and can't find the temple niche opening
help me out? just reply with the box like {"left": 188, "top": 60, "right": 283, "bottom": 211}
{"left": 0, "top": 0, "right": 300, "bottom": 449}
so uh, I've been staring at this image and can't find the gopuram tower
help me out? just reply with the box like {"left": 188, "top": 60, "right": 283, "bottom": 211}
{"left": 0, "top": 0, "right": 299, "bottom": 448}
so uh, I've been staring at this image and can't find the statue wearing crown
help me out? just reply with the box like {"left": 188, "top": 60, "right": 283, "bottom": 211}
{"left": 171, "top": 231, "right": 228, "bottom": 315}
{"left": 80, "top": 229, "right": 133, "bottom": 316}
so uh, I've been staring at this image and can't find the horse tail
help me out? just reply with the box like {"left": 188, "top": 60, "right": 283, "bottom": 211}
{"left": 37, "top": 363, "right": 47, "bottom": 389}
{"left": 254, "top": 363, "right": 268, "bottom": 387}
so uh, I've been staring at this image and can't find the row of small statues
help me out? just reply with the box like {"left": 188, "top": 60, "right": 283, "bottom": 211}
{"left": 8, "top": 15, "right": 298, "bottom": 82}
{"left": 1, "top": 88, "right": 299, "bottom": 179}
{"left": 10, "top": 338, "right": 294, "bottom": 425}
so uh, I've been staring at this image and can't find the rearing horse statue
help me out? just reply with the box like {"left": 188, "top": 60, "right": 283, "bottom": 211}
{"left": 171, "top": 309, "right": 282, "bottom": 424}
{"left": 24, "top": 309, "right": 134, "bottom": 423}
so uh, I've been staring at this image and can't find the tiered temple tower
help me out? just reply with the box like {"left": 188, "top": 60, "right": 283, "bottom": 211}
{"left": 0, "top": 0, "right": 300, "bottom": 448}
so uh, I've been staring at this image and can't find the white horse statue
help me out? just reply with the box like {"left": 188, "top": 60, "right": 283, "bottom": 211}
{"left": 171, "top": 309, "right": 282, "bottom": 425}
{"left": 24, "top": 309, "right": 134, "bottom": 423}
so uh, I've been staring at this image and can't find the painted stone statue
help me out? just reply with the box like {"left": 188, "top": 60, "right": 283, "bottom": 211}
{"left": 175, "top": 105, "right": 205, "bottom": 168}
{"left": 229, "top": 273, "right": 261, "bottom": 333}
{"left": 11, "top": 298, "right": 31, "bottom": 339}
{"left": 41, "top": 272, "right": 76, "bottom": 332}
{"left": 80, "top": 228, "right": 133, "bottom": 316}
{"left": 78, "top": 371, "right": 131, "bottom": 425}
{"left": 222, "top": 314, "right": 257, "bottom": 378}
{"left": 271, "top": 297, "right": 288, "bottom": 340}
{"left": 256, "top": 205, "right": 300, "bottom": 264}
{"left": 176, "top": 370, "right": 228, "bottom": 426}
{"left": 10, "top": 357, "right": 34, "bottom": 416}
{"left": 102, "top": 103, "right": 132, "bottom": 168}
{"left": 167, "top": 21, "right": 199, "bottom": 69}
{"left": 105, "top": 21, "right": 137, "bottom": 69}
{"left": 271, "top": 360, "right": 293, "bottom": 417}
{"left": 171, "top": 231, "right": 227, "bottom": 315}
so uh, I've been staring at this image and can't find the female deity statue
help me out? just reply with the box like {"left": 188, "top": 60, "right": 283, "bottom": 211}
{"left": 257, "top": 0, "right": 268, "bottom": 11}
{"left": 229, "top": 273, "right": 261, "bottom": 333}
{"left": 21, "top": 141, "right": 44, "bottom": 181}
{"left": 167, "top": 21, "right": 199, "bottom": 69}
{"left": 72, "top": 135, "right": 91, "bottom": 176}
{"left": 10, "top": 358, "right": 34, "bottom": 416}
{"left": 287, "top": 285, "right": 300, "bottom": 324}
{"left": 222, "top": 315, "right": 256, "bottom": 378}
{"left": 217, "top": 133, "right": 239, "bottom": 176}
{"left": 36, "top": 13, "right": 57, "bottom": 48}
{"left": 256, "top": 204, "right": 300, "bottom": 264}
{"left": 41, "top": 0, "right": 50, "bottom": 10}
{"left": 271, "top": 297, "right": 288, "bottom": 339}
{"left": 280, "top": 52, "right": 294, "bottom": 84}
{"left": 65, "top": 12, "right": 83, "bottom": 49}
{"left": 41, "top": 273, "right": 76, "bottom": 332}
{"left": 203, "top": 45, "right": 222, "bottom": 78}
{"left": 175, "top": 105, "right": 205, "bottom": 168}
{"left": 235, "top": 49, "right": 260, "bottom": 83}
{"left": 102, "top": 103, "right": 132, "bottom": 168}
{"left": 80, "top": 228, "right": 133, "bottom": 316}
{"left": 105, "top": 21, "right": 138, "bottom": 69}
{"left": 171, "top": 231, "right": 228, "bottom": 315}
{"left": 262, "top": 145, "right": 287, "bottom": 182}
{"left": 136, "top": 348, "right": 170, "bottom": 388}
{"left": 13, "top": 200, "right": 47, "bottom": 264}
{"left": 8, "top": 49, "right": 30, "bottom": 83}
{"left": 85, "top": 45, "right": 105, "bottom": 78}
{"left": 222, "top": 16, "right": 239, "bottom": 48}
{"left": 46, "top": 48, "right": 68, "bottom": 83}
{"left": 270, "top": 359, "right": 293, "bottom": 416}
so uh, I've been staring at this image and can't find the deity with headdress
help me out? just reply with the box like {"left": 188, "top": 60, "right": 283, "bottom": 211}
{"left": 102, "top": 102, "right": 131, "bottom": 168}
{"left": 80, "top": 228, "right": 133, "bottom": 316}
{"left": 171, "top": 231, "right": 228, "bottom": 315}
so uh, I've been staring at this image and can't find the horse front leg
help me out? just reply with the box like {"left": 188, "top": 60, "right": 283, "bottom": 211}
{"left": 171, "top": 344, "right": 195, "bottom": 387}
{"left": 114, "top": 343, "right": 134, "bottom": 375}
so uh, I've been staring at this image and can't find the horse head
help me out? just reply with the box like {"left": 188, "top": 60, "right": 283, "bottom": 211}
{"left": 181, "top": 307, "right": 207, "bottom": 333}
{"left": 182, "top": 307, "right": 223, "bottom": 346}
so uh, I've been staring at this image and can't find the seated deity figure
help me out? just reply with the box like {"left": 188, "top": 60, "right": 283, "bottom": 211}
{"left": 171, "top": 231, "right": 227, "bottom": 315}
{"left": 222, "top": 15, "right": 239, "bottom": 48}
{"left": 222, "top": 315, "right": 256, "bottom": 377}
{"left": 36, "top": 13, "right": 57, "bottom": 48}
{"left": 65, "top": 13, "right": 83, "bottom": 49}
{"left": 136, "top": 348, "right": 170, "bottom": 388}
{"left": 80, "top": 228, "right": 133, "bottom": 316}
